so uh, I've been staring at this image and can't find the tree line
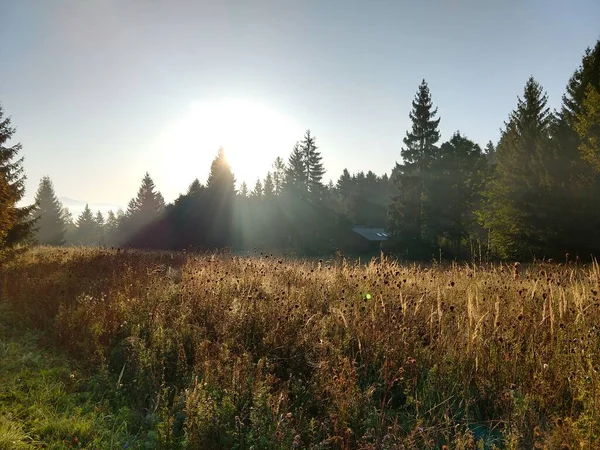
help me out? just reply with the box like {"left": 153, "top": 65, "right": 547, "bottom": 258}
{"left": 1, "top": 39, "right": 599, "bottom": 260}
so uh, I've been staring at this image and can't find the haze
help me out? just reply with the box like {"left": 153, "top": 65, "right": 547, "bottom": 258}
{"left": 1, "top": 0, "right": 598, "bottom": 208}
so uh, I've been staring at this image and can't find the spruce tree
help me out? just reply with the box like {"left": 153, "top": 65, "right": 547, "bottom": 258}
{"left": 61, "top": 207, "right": 77, "bottom": 245}
{"left": 187, "top": 178, "right": 204, "bottom": 196}
{"left": 127, "top": 172, "right": 165, "bottom": 220}
{"left": 33, "top": 176, "right": 66, "bottom": 246}
{"left": 300, "top": 130, "right": 325, "bottom": 199}
{"left": 95, "top": 211, "right": 105, "bottom": 246}
{"left": 284, "top": 143, "right": 308, "bottom": 197}
{"left": 480, "top": 77, "right": 555, "bottom": 259}
{"left": 238, "top": 182, "right": 249, "bottom": 198}
{"left": 0, "top": 104, "right": 35, "bottom": 247}
{"left": 251, "top": 178, "right": 263, "bottom": 198}
{"left": 104, "top": 210, "right": 119, "bottom": 246}
{"left": 272, "top": 157, "right": 286, "bottom": 196}
{"left": 388, "top": 79, "right": 441, "bottom": 258}
{"left": 206, "top": 148, "right": 236, "bottom": 248}
{"left": 263, "top": 172, "right": 275, "bottom": 197}
{"left": 429, "top": 133, "right": 486, "bottom": 256}
{"left": 0, "top": 169, "right": 16, "bottom": 244}
{"left": 76, "top": 204, "right": 97, "bottom": 246}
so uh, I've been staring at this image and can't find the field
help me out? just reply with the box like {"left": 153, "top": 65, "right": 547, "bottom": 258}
{"left": 1, "top": 247, "right": 599, "bottom": 449}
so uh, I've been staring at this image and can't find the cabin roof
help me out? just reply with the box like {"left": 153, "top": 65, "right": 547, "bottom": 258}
{"left": 351, "top": 227, "right": 388, "bottom": 241}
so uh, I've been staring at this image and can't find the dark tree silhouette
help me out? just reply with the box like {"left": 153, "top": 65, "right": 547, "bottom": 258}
{"left": 75, "top": 204, "right": 97, "bottom": 246}
{"left": 388, "top": 79, "right": 441, "bottom": 258}
{"left": 33, "top": 176, "right": 66, "bottom": 246}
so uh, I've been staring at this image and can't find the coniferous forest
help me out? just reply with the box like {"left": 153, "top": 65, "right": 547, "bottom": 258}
{"left": 1, "top": 40, "right": 600, "bottom": 261}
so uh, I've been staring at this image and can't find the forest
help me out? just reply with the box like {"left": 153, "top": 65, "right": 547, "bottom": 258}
{"left": 1, "top": 40, "right": 600, "bottom": 262}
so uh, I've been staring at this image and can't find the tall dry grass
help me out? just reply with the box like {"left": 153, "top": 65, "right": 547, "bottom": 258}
{"left": 1, "top": 247, "right": 599, "bottom": 449}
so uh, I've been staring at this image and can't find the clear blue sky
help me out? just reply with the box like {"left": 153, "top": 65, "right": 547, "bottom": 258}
{"left": 1, "top": 0, "right": 599, "bottom": 208}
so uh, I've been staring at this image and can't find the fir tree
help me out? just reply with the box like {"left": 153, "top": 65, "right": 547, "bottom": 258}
{"left": 127, "top": 172, "right": 165, "bottom": 220}
{"left": 104, "top": 210, "right": 119, "bottom": 246}
{"left": 61, "top": 207, "right": 77, "bottom": 245}
{"left": 480, "top": 77, "right": 555, "bottom": 259}
{"left": 574, "top": 85, "right": 600, "bottom": 173}
{"left": 484, "top": 141, "right": 496, "bottom": 166}
{"left": 284, "top": 143, "right": 308, "bottom": 197}
{"left": 187, "top": 178, "right": 204, "bottom": 196}
{"left": 251, "top": 178, "right": 263, "bottom": 198}
{"left": 206, "top": 148, "right": 236, "bottom": 248}
{"left": 95, "top": 211, "right": 105, "bottom": 246}
{"left": 429, "top": 133, "right": 486, "bottom": 256}
{"left": 0, "top": 104, "right": 35, "bottom": 247}
{"left": 76, "top": 204, "right": 97, "bottom": 246}
{"left": 0, "top": 169, "right": 16, "bottom": 245}
{"left": 272, "top": 157, "right": 286, "bottom": 196}
{"left": 263, "top": 172, "right": 275, "bottom": 197}
{"left": 33, "top": 176, "right": 65, "bottom": 246}
{"left": 388, "top": 79, "right": 441, "bottom": 258}
{"left": 300, "top": 130, "right": 325, "bottom": 199}
{"left": 238, "top": 182, "right": 249, "bottom": 198}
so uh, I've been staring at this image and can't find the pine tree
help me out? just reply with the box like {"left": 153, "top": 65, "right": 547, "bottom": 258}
{"left": 104, "top": 210, "right": 119, "bottom": 246}
{"left": 0, "top": 104, "right": 35, "bottom": 247}
{"left": 480, "top": 77, "right": 555, "bottom": 259}
{"left": 187, "top": 178, "right": 204, "bottom": 196}
{"left": 251, "top": 178, "right": 263, "bottom": 198}
{"left": 272, "top": 157, "right": 286, "bottom": 196}
{"left": 300, "top": 130, "right": 325, "bottom": 199}
{"left": 263, "top": 172, "right": 275, "bottom": 197}
{"left": 238, "top": 182, "right": 249, "bottom": 198}
{"left": 484, "top": 141, "right": 496, "bottom": 166}
{"left": 284, "top": 143, "right": 308, "bottom": 197}
{"left": 388, "top": 79, "right": 441, "bottom": 258}
{"left": 95, "top": 211, "right": 105, "bottom": 246}
{"left": 76, "top": 204, "right": 97, "bottom": 246}
{"left": 0, "top": 170, "right": 16, "bottom": 245}
{"left": 33, "top": 176, "right": 65, "bottom": 246}
{"left": 540, "top": 40, "right": 600, "bottom": 257}
{"left": 127, "top": 172, "right": 165, "bottom": 220}
{"left": 206, "top": 148, "right": 236, "bottom": 248}
{"left": 574, "top": 85, "right": 600, "bottom": 173}
{"left": 61, "top": 207, "right": 77, "bottom": 245}
{"left": 429, "top": 133, "right": 486, "bottom": 257}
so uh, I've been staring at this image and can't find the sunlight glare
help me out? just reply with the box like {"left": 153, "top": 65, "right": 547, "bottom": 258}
{"left": 160, "top": 98, "right": 302, "bottom": 193}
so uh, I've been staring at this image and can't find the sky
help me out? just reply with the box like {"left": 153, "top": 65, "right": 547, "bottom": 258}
{"left": 1, "top": 0, "right": 599, "bottom": 210}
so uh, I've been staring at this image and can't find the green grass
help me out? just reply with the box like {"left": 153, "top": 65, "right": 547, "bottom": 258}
{"left": 0, "top": 303, "right": 140, "bottom": 449}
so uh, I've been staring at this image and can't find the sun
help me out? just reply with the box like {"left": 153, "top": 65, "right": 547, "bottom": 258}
{"left": 160, "top": 98, "right": 302, "bottom": 192}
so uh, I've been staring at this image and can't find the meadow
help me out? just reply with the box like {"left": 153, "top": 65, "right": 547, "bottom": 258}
{"left": 1, "top": 247, "right": 599, "bottom": 449}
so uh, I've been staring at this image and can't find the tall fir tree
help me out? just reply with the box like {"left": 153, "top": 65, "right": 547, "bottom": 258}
{"left": 75, "top": 204, "right": 97, "bottom": 246}
{"left": 300, "top": 130, "right": 325, "bottom": 199}
{"left": 33, "top": 176, "right": 66, "bottom": 246}
{"left": 122, "top": 172, "right": 164, "bottom": 240}
{"left": 104, "top": 210, "right": 119, "bottom": 246}
{"left": 95, "top": 211, "right": 105, "bottom": 246}
{"left": 263, "top": 172, "right": 275, "bottom": 197}
{"left": 61, "top": 207, "right": 77, "bottom": 245}
{"left": 480, "top": 77, "right": 555, "bottom": 259}
{"left": 0, "top": 104, "right": 35, "bottom": 247}
{"left": 388, "top": 79, "right": 441, "bottom": 258}
{"left": 284, "top": 142, "right": 308, "bottom": 197}
{"left": 251, "top": 178, "right": 263, "bottom": 198}
{"left": 238, "top": 182, "right": 249, "bottom": 198}
{"left": 206, "top": 147, "right": 236, "bottom": 248}
{"left": 272, "top": 157, "right": 286, "bottom": 196}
